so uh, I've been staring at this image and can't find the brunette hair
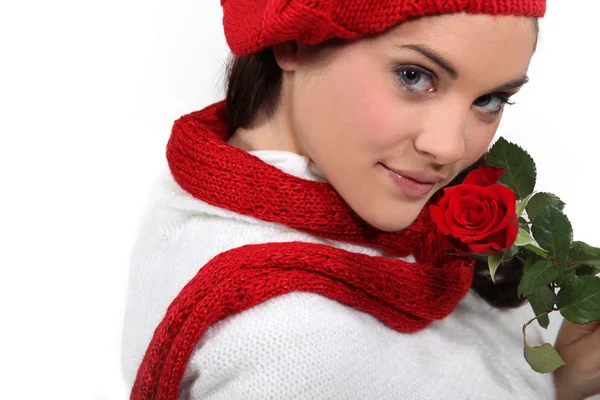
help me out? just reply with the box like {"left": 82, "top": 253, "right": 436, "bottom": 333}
{"left": 225, "top": 47, "right": 283, "bottom": 136}
{"left": 224, "top": 20, "right": 540, "bottom": 308}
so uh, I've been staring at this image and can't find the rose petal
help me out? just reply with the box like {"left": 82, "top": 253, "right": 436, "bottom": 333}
{"left": 467, "top": 211, "right": 519, "bottom": 254}
{"left": 437, "top": 187, "right": 454, "bottom": 208}
{"left": 504, "top": 213, "right": 519, "bottom": 247}
{"left": 430, "top": 204, "right": 452, "bottom": 235}
{"left": 459, "top": 206, "right": 504, "bottom": 242}
{"left": 453, "top": 196, "right": 485, "bottom": 226}
{"left": 457, "top": 198, "right": 489, "bottom": 231}
{"left": 470, "top": 185, "right": 517, "bottom": 238}
{"left": 448, "top": 196, "right": 495, "bottom": 237}
{"left": 482, "top": 199, "right": 503, "bottom": 232}
{"left": 467, "top": 241, "right": 495, "bottom": 255}
{"left": 470, "top": 229, "right": 508, "bottom": 255}
{"left": 463, "top": 165, "right": 505, "bottom": 187}
{"left": 431, "top": 181, "right": 518, "bottom": 256}
{"left": 460, "top": 208, "right": 482, "bottom": 227}
{"left": 445, "top": 196, "right": 462, "bottom": 230}
{"left": 460, "top": 186, "right": 515, "bottom": 241}
{"left": 494, "top": 184, "right": 517, "bottom": 214}
{"left": 477, "top": 198, "right": 493, "bottom": 226}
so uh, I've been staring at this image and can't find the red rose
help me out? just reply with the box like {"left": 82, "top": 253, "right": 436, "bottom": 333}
{"left": 430, "top": 166, "right": 518, "bottom": 256}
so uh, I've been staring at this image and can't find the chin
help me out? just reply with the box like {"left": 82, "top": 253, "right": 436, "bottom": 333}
{"left": 360, "top": 210, "right": 419, "bottom": 232}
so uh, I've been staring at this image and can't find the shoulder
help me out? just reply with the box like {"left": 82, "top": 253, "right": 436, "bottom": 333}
{"left": 121, "top": 169, "right": 331, "bottom": 385}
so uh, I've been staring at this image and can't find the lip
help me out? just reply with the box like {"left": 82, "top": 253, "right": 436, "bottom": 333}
{"left": 379, "top": 163, "right": 444, "bottom": 198}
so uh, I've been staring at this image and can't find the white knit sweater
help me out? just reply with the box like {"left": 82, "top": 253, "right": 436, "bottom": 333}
{"left": 122, "top": 150, "right": 555, "bottom": 399}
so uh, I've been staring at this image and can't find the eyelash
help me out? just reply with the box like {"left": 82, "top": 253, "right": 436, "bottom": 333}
{"left": 394, "top": 65, "right": 516, "bottom": 117}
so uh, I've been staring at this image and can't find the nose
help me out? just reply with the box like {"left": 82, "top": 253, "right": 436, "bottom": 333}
{"left": 413, "top": 101, "right": 468, "bottom": 166}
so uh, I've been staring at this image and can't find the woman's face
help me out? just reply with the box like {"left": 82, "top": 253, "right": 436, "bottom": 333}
{"left": 278, "top": 14, "right": 537, "bottom": 231}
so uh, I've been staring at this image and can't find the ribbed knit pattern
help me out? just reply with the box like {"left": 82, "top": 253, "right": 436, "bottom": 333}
{"left": 222, "top": 0, "right": 546, "bottom": 55}
{"left": 169, "top": 101, "right": 437, "bottom": 252}
{"left": 122, "top": 156, "right": 554, "bottom": 399}
{"left": 130, "top": 101, "right": 476, "bottom": 399}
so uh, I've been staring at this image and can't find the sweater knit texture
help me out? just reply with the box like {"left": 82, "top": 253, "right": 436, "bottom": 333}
{"left": 122, "top": 102, "right": 554, "bottom": 399}
{"left": 222, "top": 0, "right": 546, "bottom": 55}
{"left": 131, "top": 101, "right": 476, "bottom": 399}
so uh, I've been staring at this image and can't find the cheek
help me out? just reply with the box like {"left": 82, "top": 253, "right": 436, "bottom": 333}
{"left": 297, "top": 55, "right": 402, "bottom": 159}
{"left": 334, "top": 72, "right": 400, "bottom": 149}
{"left": 463, "top": 121, "right": 500, "bottom": 167}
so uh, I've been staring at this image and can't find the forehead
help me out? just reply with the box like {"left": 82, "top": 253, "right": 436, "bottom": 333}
{"left": 372, "top": 14, "right": 537, "bottom": 85}
{"left": 384, "top": 13, "right": 536, "bottom": 50}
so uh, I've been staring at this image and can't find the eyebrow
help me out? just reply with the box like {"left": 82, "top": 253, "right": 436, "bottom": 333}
{"left": 492, "top": 76, "right": 529, "bottom": 92}
{"left": 401, "top": 44, "right": 459, "bottom": 79}
{"left": 400, "top": 43, "right": 530, "bottom": 92}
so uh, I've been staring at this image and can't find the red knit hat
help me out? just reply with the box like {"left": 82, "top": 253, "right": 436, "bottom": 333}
{"left": 222, "top": 0, "right": 546, "bottom": 56}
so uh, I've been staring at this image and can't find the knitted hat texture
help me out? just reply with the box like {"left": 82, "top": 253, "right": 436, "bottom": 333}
{"left": 222, "top": 0, "right": 546, "bottom": 55}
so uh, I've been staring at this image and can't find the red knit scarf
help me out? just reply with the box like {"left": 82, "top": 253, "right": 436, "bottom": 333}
{"left": 131, "top": 101, "right": 475, "bottom": 400}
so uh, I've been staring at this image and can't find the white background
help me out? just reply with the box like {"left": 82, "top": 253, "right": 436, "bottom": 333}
{"left": 1, "top": 0, "right": 599, "bottom": 399}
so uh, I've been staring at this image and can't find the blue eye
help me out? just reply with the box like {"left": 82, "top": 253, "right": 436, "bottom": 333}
{"left": 396, "top": 66, "right": 436, "bottom": 93}
{"left": 473, "top": 94, "right": 515, "bottom": 115}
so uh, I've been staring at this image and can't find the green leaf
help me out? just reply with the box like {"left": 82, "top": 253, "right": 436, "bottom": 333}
{"left": 518, "top": 260, "right": 559, "bottom": 296}
{"left": 503, "top": 245, "right": 520, "bottom": 262}
{"left": 519, "top": 217, "right": 531, "bottom": 234}
{"left": 517, "top": 193, "right": 534, "bottom": 216}
{"left": 576, "top": 265, "right": 600, "bottom": 277}
{"left": 555, "top": 263, "right": 576, "bottom": 287}
{"left": 530, "top": 206, "right": 573, "bottom": 261}
{"left": 486, "top": 137, "right": 536, "bottom": 200}
{"left": 523, "top": 342, "right": 566, "bottom": 373}
{"left": 515, "top": 228, "right": 537, "bottom": 247}
{"left": 569, "top": 241, "right": 600, "bottom": 267}
{"left": 488, "top": 253, "right": 504, "bottom": 283}
{"left": 518, "top": 257, "right": 539, "bottom": 296}
{"left": 524, "top": 244, "right": 549, "bottom": 258}
{"left": 557, "top": 276, "right": 600, "bottom": 324}
{"left": 526, "top": 193, "right": 566, "bottom": 223}
{"left": 528, "top": 286, "right": 557, "bottom": 329}
{"left": 523, "top": 313, "right": 565, "bottom": 373}
{"left": 535, "top": 313, "right": 550, "bottom": 330}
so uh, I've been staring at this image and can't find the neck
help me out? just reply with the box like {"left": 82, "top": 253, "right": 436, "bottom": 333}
{"left": 227, "top": 101, "right": 305, "bottom": 155}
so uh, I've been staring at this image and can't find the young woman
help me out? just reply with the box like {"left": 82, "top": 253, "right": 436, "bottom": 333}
{"left": 122, "top": 1, "right": 600, "bottom": 399}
